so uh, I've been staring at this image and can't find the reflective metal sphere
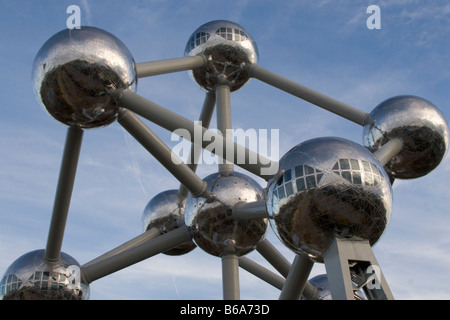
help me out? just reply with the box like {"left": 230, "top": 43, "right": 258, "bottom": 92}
{"left": 185, "top": 171, "right": 268, "bottom": 257}
{"left": 32, "top": 26, "right": 137, "bottom": 129}
{"left": 363, "top": 95, "right": 449, "bottom": 179}
{"left": 0, "top": 250, "right": 89, "bottom": 300}
{"left": 266, "top": 137, "right": 393, "bottom": 262}
{"left": 302, "top": 274, "right": 367, "bottom": 300}
{"left": 142, "top": 189, "right": 196, "bottom": 256}
{"left": 184, "top": 20, "right": 258, "bottom": 92}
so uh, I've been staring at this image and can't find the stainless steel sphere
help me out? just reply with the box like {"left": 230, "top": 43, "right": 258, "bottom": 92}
{"left": 142, "top": 189, "right": 196, "bottom": 256}
{"left": 184, "top": 20, "right": 258, "bottom": 92}
{"left": 32, "top": 26, "right": 137, "bottom": 129}
{"left": 302, "top": 274, "right": 367, "bottom": 300}
{"left": 185, "top": 171, "right": 268, "bottom": 257}
{"left": 0, "top": 250, "right": 89, "bottom": 300}
{"left": 266, "top": 137, "right": 393, "bottom": 262}
{"left": 363, "top": 95, "right": 449, "bottom": 179}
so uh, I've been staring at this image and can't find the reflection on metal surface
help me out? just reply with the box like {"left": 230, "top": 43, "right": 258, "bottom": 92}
{"left": 32, "top": 26, "right": 137, "bottom": 128}
{"left": 302, "top": 274, "right": 367, "bottom": 300}
{"left": 266, "top": 137, "right": 392, "bottom": 262}
{"left": 184, "top": 20, "right": 258, "bottom": 92}
{"left": 185, "top": 171, "right": 268, "bottom": 257}
{"left": 0, "top": 250, "right": 89, "bottom": 300}
{"left": 142, "top": 190, "right": 196, "bottom": 256}
{"left": 363, "top": 95, "right": 449, "bottom": 179}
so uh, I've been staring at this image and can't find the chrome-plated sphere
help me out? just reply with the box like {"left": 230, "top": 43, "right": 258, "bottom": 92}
{"left": 0, "top": 250, "right": 89, "bottom": 300}
{"left": 302, "top": 274, "right": 367, "bottom": 300}
{"left": 185, "top": 171, "right": 268, "bottom": 257}
{"left": 32, "top": 26, "right": 137, "bottom": 129}
{"left": 266, "top": 137, "right": 393, "bottom": 262}
{"left": 184, "top": 20, "right": 258, "bottom": 92}
{"left": 363, "top": 95, "right": 449, "bottom": 179}
{"left": 142, "top": 190, "right": 196, "bottom": 256}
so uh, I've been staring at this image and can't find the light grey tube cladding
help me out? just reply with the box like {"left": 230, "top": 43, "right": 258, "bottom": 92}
{"left": 45, "top": 126, "right": 84, "bottom": 263}
{"left": 249, "top": 64, "right": 370, "bottom": 126}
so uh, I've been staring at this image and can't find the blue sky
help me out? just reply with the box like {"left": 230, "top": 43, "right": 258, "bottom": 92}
{"left": 1, "top": 0, "right": 449, "bottom": 300}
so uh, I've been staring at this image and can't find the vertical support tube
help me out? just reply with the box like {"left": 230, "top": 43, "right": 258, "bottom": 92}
{"left": 216, "top": 85, "right": 234, "bottom": 175}
{"left": 45, "top": 126, "right": 83, "bottom": 263}
{"left": 221, "top": 241, "right": 240, "bottom": 300}
{"left": 279, "top": 254, "right": 314, "bottom": 300}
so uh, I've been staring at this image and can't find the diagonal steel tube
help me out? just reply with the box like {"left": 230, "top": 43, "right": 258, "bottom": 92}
{"left": 373, "top": 138, "right": 403, "bottom": 166}
{"left": 82, "top": 227, "right": 161, "bottom": 269}
{"left": 256, "top": 239, "right": 292, "bottom": 278}
{"left": 44, "top": 126, "right": 83, "bottom": 263}
{"left": 136, "top": 55, "right": 206, "bottom": 78}
{"left": 238, "top": 256, "right": 285, "bottom": 290}
{"left": 279, "top": 254, "right": 315, "bottom": 300}
{"left": 178, "top": 91, "right": 216, "bottom": 201}
{"left": 249, "top": 64, "right": 370, "bottom": 126}
{"left": 255, "top": 239, "right": 317, "bottom": 298}
{"left": 116, "top": 89, "right": 278, "bottom": 180}
{"left": 81, "top": 226, "right": 191, "bottom": 283}
{"left": 118, "top": 109, "right": 209, "bottom": 198}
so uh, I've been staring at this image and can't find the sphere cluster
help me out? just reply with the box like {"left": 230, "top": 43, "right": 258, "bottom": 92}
{"left": 2, "top": 20, "right": 449, "bottom": 300}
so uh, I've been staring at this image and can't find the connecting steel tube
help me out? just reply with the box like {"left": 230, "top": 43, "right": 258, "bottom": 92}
{"left": 373, "top": 138, "right": 404, "bottom": 166}
{"left": 216, "top": 84, "right": 234, "bottom": 175}
{"left": 279, "top": 254, "right": 315, "bottom": 300}
{"left": 249, "top": 64, "right": 370, "bottom": 126}
{"left": 136, "top": 55, "right": 206, "bottom": 78}
{"left": 178, "top": 91, "right": 216, "bottom": 200}
{"left": 44, "top": 126, "right": 84, "bottom": 263}
{"left": 82, "top": 227, "right": 161, "bottom": 269}
{"left": 118, "top": 109, "right": 209, "bottom": 198}
{"left": 116, "top": 89, "right": 277, "bottom": 180}
{"left": 81, "top": 226, "right": 191, "bottom": 283}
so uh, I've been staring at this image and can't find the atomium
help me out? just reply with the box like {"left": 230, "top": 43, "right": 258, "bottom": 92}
{"left": 2, "top": 18, "right": 449, "bottom": 300}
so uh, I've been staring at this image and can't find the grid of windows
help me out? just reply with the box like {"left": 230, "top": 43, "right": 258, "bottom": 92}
{"left": 215, "top": 27, "right": 248, "bottom": 42}
{"left": 0, "top": 271, "right": 74, "bottom": 297}
{"left": 332, "top": 158, "right": 382, "bottom": 186}
{"left": 273, "top": 159, "right": 383, "bottom": 201}
{"left": 0, "top": 274, "right": 22, "bottom": 296}
{"left": 274, "top": 165, "right": 323, "bottom": 200}
{"left": 186, "top": 32, "right": 210, "bottom": 52}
